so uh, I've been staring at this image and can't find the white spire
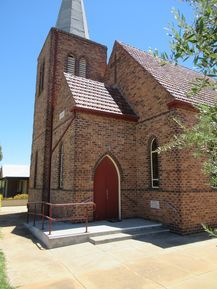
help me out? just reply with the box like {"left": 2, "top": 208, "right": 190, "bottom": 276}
{"left": 56, "top": 0, "right": 89, "bottom": 39}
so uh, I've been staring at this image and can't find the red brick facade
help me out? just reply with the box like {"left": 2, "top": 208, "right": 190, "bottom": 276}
{"left": 29, "top": 29, "right": 217, "bottom": 234}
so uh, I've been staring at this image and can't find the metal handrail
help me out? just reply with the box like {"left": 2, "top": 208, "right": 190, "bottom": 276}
{"left": 27, "top": 201, "right": 96, "bottom": 235}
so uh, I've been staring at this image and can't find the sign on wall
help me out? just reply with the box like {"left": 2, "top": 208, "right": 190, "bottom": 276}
{"left": 150, "top": 200, "right": 160, "bottom": 209}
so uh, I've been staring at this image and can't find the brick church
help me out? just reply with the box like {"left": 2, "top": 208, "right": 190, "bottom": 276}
{"left": 29, "top": 0, "right": 217, "bottom": 234}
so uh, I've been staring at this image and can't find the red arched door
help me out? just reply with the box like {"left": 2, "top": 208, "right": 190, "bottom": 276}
{"left": 94, "top": 156, "right": 119, "bottom": 221}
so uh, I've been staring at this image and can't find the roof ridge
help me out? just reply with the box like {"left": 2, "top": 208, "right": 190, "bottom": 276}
{"left": 118, "top": 41, "right": 212, "bottom": 79}
{"left": 64, "top": 73, "right": 129, "bottom": 93}
{"left": 118, "top": 42, "right": 182, "bottom": 101}
{"left": 117, "top": 41, "right": 216, "bottom": 106}
{"left": 64, "top": 73, "right": 105, "bottom": 85}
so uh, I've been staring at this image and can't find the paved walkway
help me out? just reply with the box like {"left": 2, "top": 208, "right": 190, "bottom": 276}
{"left": 1, "top": 206, "right": 217, "bottom": 289}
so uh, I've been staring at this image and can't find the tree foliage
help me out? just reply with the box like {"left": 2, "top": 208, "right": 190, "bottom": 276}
{"left": 170, "top": 0, "right": 216, "bottom": 71}
{"left": 167, "top": 0, "right": 217, "bottom": 95}
{"left": 202, "top": 224, "right": 217, "bottom": 237}
{"left": 157, "top": 0, "right": 217, "bottom": 236}
{"left": 156, "top": 0, "right": 217, "bottom": 186}
{"left": 158, "top": 104, "right": 217, "bottom": 186}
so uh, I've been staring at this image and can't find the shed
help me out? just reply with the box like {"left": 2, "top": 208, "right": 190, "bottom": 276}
{"left": 0, "top": 165, "right": 30, "bottom": 198}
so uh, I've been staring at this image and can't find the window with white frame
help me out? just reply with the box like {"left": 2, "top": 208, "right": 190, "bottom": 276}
{"left": 59, "top": 144, "right": 64, "bottom": 189}
{"left": 79, "top": 57, "right": 87, "bottom": 78}
{"left": 150, "top": 138, "right": 159, "bottom": 188}
{"left": 66, "top": 55, "right": 76, "bottom": 74}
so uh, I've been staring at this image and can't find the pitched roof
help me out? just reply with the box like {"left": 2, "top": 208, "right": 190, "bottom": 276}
{"left": 64, "top": 73, "right": 137, "bottom": 119}
{"left": 120, "top": 42, "right": 216, "bottom": 106}
{"left": 0, "top": 165, "right": 30, "bottom": 179}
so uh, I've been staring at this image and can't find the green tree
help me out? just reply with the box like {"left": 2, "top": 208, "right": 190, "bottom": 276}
{"left": 156, "top": 0, "right": 217, "bottom": 186}
{"left": 157, "top": 0, "right": 216, "bottom": 83}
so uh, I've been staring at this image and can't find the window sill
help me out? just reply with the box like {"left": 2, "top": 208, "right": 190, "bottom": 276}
{"left": 148, "top": 187, "right": 160, "bottom": 191}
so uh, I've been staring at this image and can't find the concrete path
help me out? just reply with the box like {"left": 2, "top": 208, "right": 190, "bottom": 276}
{"left": 1, "top": 207, "right": 217, "bottom": 289}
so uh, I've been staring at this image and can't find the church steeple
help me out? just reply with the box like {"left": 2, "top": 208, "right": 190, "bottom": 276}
{"left": 56, "top": 0, "right": 89, "bottom": 39}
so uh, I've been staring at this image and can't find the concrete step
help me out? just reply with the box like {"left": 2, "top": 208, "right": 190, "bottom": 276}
{"left": 88, "top": 223, "right": 163, "bottom": 238}
{"left": 26, "top": 219, "right": 169, "bottom": 249}
{"left": 89, "top": 227, "right": 170, "bottom": 245}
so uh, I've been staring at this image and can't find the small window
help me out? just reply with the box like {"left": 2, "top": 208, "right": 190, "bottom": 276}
{"left": 66, "top": 55, "right": 76, "bottom": 74}
{"left": 150, "top": 138, "right": 159, "bottom": 188}
{"left": 79, "top": 57, "right": 87, "bottom": 78}
{"left": 59, "top": 144, "right": 64, "bottom": 189}
{"left": 38, "top": 60, "right": 45, "bottom": 96}
{"left": 34, "top": 151, "right": 38, "bottom": 188}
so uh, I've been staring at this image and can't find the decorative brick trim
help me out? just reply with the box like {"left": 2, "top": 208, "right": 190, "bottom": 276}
{"left": 167, "top": 100, "right": 199, "bottom": 112}
{"left": 72, "top": 106, "right": 139, "bottom": 122}
{"left": 92, "top": 152, "right": 123, "bottom": 181}
{"left": 138, "top": 110, "right": 171, "bottom": 124}
{"left": 51, "top": 27, "right": 107, "bottom": 50}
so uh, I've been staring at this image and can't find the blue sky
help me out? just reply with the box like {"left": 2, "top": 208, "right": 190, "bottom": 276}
{"left": 0, "top": 0, "right": 193, "bottom": 166}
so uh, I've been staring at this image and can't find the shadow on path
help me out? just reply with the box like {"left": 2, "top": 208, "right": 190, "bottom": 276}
{"left": 0, "top": 209, "right": 213, "bottom": 250}
{"left": 0, "top": 212, "right": 26, "bottom": 227}
{"left": 134, "top": 231, "right": 212, "bottom": 249}
{"left": 0, "top": 210, "right": 46, "bottom": 249}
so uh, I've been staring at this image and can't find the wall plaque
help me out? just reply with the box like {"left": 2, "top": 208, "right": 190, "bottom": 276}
{"left": 150, "top": 200, "right": 160, "bottom": 209}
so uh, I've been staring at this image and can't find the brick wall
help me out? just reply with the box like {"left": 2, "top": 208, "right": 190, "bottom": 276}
{"left": 29, "top": 28, "right": 107, "bottom": 203}
{"left": 104, "top": 41, "right": 217, "bottom": 233}
{"left": 29, "top": 29, "right": 217, "bottom": 234}
{"left": 50, "top": 110, "right": 137, "bottom": 219}
{"left": 29, "top": 32, "right": 52, "bottom": 202}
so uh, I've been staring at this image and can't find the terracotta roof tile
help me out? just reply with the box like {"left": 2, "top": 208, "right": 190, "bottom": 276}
{"left": 120, "top": 42, "right": 217, "bottom": 106}
{"left": 64, "top": 73, "right": 137, "bottom": 117}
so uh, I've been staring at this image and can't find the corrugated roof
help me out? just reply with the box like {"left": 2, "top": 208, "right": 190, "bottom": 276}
{"left": 64, "top": 73, "right": 137, "bottom": 117}
{"left": 0, "top": 165, "right": 30, "bottom": 178}
{"left": 120, "top": 42, "right": 217, "bottom": 106}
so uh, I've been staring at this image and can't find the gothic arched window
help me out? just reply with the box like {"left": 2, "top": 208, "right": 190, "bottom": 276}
{"left": 66, "top": 55, "right": 76, "bottom": 75}
{"left": 59, "top": 144, "right": 64, "bottom": 189}
{"left": 79, "top": 57, "right": 87, "bottom": 78}
{"left": 150, "top": 138, "right": 159, "bottom": 188}
{"left": 38, "top": 60, "right": 45, "bottom": 96}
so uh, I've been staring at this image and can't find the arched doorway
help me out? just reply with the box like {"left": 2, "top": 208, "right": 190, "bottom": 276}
{"left": 94, "top": 156, "right": 120, "bottom": 221}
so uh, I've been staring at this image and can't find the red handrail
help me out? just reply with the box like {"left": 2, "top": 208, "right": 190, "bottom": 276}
{"left": 27, "top": 201, "right": 96, "bottom": 235}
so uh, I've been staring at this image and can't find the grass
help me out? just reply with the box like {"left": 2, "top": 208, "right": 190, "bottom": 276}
{"left": 0, "top": 250, "right": 14, "bottom": 289}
